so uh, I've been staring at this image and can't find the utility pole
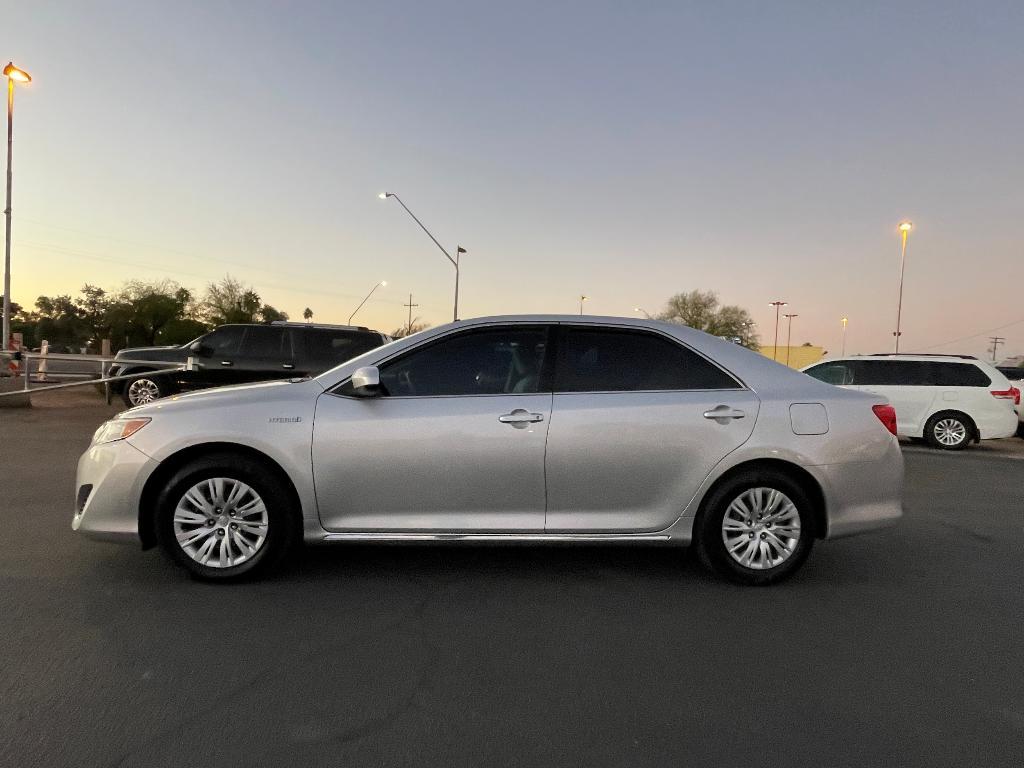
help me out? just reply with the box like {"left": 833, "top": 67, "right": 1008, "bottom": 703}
{"left": 768, "top": 301, "right": 787, "bottom": 361}
{"left": 783, "top": 313, "right": 798, "bottom": 366}
{"left": 988, "top": 336, "right": 1005, "bottom": 362}
{"left": 403, "top": 293, "right": 419, "bottom": 337}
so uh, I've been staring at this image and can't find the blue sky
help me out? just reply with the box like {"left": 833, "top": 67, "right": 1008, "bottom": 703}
{"left": 5, "top": 1, "right": 1024, "bottom": 355}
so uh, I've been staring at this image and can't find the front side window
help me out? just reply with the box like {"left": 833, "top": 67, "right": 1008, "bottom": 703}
{"left": 202, "top": 326, "right": 246, "bottom": 356}
{"left": 377, "top": 326, "right": 550, "bottom": 397}
{"left": 554, "top": 327, "right": 738, "bottom": 392}
{"left": 805, "top": 362, "right": 854, "bottom": 385}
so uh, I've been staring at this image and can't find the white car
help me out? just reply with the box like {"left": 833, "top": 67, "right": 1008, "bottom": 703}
{"left": 803, "top": 354, "right": 1019, "bottom": 450}
{"left": 996, "top": 367, "right": 1024, "bottom": 436}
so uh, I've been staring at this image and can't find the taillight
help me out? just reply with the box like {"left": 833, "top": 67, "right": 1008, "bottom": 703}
{"left": 990, "top": 387, "right": 1020, "bottom": 406}
{"left": 872, "top": 404, "right": 898, "bottom": 436}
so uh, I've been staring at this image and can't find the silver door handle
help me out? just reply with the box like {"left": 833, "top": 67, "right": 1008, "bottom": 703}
{"left": 703, "top": 405, "right": 745, "bottom": 421}
{"left": 498, "top": 409, "right": 545, "bottom": 426}
{"left": 220, "top": 360, "right": 233, "bottom": 366}
{"left": 282, "top": 363, "right": 295, "bottom": 369}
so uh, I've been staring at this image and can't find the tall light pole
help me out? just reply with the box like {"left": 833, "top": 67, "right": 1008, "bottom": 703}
{"left": 347, "top": 280, "right": 386, "bottom": 324}
{"left": 768, "top": 301, "right": 787, "bottom": 361}
{"left": 379, "top": 192, "right": 465, "bottom": 322}
{"left": 783, "top": 313, "right": 798, "bottom": 366}
{"left": 579, "top": 295, "right": 588, "bottom": 315}
{"left": 894, "top": 221, "right": 913, "bottom": 352}
{"left": 3, "top": 62, "right": 31, "bottom": 349}
{"left": 841, "top": 317, "right": 848, "bottom": 356}
{"left": 633, "top": 307, "right": 651, "bottom": 319}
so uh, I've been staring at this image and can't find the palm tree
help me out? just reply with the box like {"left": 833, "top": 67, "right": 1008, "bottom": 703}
{"left": 303, "top": 307, "right": 313, "bottom": 323}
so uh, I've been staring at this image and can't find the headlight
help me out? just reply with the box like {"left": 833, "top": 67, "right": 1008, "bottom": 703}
{"left": 92, "top": 418, "right": 151, "bottom": 446}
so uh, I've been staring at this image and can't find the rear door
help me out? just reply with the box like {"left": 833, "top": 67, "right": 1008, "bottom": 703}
{"left": 848, "top": 360, "right": 935, "bottom": 436}
{"left": 543, "top": 325, "right": 758, "bottom": 532}
{"left": 301, "top": 328, "right": 387, "bottom": 376}
{"left": 231, "top": 325, "right": 298, "bottom": 383}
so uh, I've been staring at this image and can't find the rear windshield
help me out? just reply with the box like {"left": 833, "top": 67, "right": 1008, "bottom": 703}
{"left": 305, "top": 329, "right": 383, "bottom": 367}
{"left": 805, "top": 359, "right": 991, "bottom": 387}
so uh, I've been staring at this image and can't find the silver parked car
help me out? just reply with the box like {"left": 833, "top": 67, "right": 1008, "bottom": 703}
{"left": 74, "top": 316, "right": 903, "bottom": 585}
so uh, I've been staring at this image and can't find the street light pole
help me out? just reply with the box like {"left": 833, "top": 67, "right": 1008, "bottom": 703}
{"left": 783, "top": 313, "right": 798, "bottom": 366}
{"left": 841, "top": 317, "right": 848, "bottom": 356}
{"left": 347, "top": 280, "right": 387, "bottom": 325}
{"left": 379, "top": 192, "right": 465, "bottom": 322}
{"left": 894, "top": 221, "right": 913, "bottom": 352}
{"left": 579, "top": 295, "right": 588, "bottom": 315}
{"left": 633, "top": 307, "right": 651, "bottom": 319}
{"left": 768, "top": 301, "right": 787, "bottom": 361}
{"left": 3, "top": 62, "right": 31, "bottom": 349}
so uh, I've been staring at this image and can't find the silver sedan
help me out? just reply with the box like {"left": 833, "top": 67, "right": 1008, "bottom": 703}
{"left": 73, "top": 315, "right": 902, "bottom": 585}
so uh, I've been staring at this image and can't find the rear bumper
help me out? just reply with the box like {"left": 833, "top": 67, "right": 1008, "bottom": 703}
{"left": 810, "top": 438, "right": 904, "bottom": 539}
{"left": 976, "top": 409, "right": 1019, "bottom": 439}
{"left": 73, "top": 439, "right": 158, "bottom": 544}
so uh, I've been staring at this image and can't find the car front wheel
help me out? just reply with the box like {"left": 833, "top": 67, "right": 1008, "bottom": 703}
{"left": 695, "top": 470, "right": 815, "bottom": 586}
{"left": 154, "top": 454, "right": 297, "bottom": 581}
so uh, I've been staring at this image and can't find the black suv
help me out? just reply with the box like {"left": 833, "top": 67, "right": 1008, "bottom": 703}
{"left": 110, "top": 322, "right": 391, "bottom": 406}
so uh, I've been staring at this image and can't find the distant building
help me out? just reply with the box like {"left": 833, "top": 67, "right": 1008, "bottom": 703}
{"left": 758, "top": 344, "right": 826, "bottom": 369}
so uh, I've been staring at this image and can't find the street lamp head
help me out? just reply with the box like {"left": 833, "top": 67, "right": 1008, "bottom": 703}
{"left": 380, "top": 280, "right": 388, "bottom": 287}
{"left": 457, "top": 246, "right": 467, "bottom": 254}
{"left": 3, "top": 63, "right": 31, "bottom": 83}
{"left": 898, "top": 221, "right": 913, "bottom": 232}
{"left": 378, "top": 192, "right": 393, "bottom": 200}
{"left": 768, "top": 301, "right": 788, "bottom": 307}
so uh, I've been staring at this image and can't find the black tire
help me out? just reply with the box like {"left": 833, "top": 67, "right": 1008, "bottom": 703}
{"left": 695, "top": 469, "right": 816, "bottom": 586}
{"left": 154, "top": 452, "right": 298, "bottom": 581}
{"left": 923, "top": 411, "right": 973, "bottom": 451}
{"left": 122, "top": 372, "right": 172, "bottom": 407}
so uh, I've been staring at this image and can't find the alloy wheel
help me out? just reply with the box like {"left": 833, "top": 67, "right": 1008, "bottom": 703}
{"left": 172, "top": 477, "right": 269, "bottom": 569}
{"left": 933, "top": 418, "right": 967, "bottom": 447}
{"left": 721, "top": 487, "right": 802, "bottom": 570}
{"left": 127, "top": 378, "right": 161, "bottom": 406}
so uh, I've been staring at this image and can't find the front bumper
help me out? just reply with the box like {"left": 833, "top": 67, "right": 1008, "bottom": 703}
{"left": 73, "top": 439, "right": 159, "bottom": 543}
{"left": 810, "top": 437, "right": 904, "bottom": 539}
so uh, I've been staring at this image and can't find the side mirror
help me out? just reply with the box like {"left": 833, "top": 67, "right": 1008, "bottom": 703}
{"left": 351, "top": 366, "right": 382, "bottom": 397}
{"left": 188, "top": 341, "right": 212, "bottom": 357}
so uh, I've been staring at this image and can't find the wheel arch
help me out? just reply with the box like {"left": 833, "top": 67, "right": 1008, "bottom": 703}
{"left": 695, "top": 458, "right": 828, "bottom": 539}
{"left": 925, "top": 408, "right": 979, "bottom": 443}
{"left": 138, "top": 441, "right": 303, "bottom": 549}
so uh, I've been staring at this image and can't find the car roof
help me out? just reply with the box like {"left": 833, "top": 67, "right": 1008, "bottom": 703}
{"left": 812, "top": 354, "right": 984, "bottom": 364}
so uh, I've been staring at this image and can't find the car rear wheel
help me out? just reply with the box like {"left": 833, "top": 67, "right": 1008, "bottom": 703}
{"left": 695, "top": 470, "right": 815, "bottom": 586}
{"left": 924, "top": 411, "right": 972, "bottom": 450}
{"left": 154, "top": 454, "right": 297, "bottom": 581}
{"left": 123, "top": 374, "right": 171, "bottom": 407}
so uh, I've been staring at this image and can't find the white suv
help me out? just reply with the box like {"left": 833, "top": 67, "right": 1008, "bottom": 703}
{"left": 803, "top": 354, "right": 1019, "bottom": 450}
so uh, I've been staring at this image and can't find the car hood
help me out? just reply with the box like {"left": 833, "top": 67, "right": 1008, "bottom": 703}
{"left": 114, "top": 345, "right": 186, "bottom": 363}
{"left": 121, "top": 377, "right": 326, "bottom": 418}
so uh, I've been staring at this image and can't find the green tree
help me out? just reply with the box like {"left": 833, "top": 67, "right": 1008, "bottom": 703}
{"left": 303, "top": 307, "right": 313, "bottom": 323}
{"left": 202, "top": 276, "right": 263, "bottom": 325}
{"left": 390, "top": 321, "right": 430, "bottom": 339}
{"left": 657, "top": 290, "right": 759, "bottom": 349}
{"left": 259, "top": 304, "right": 289, "bottom": 324}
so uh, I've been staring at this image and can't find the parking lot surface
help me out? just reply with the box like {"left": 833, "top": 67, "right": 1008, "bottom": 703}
{"left": 2, "top": 391, "right": 1023, "bottom": 767}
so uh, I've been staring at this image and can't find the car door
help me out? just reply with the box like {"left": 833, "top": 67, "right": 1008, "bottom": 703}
{"left": 544, "top": 325, "right": 759, "bottom": 532}
{"left": 312, "top": 324, "right": 553, "bottom": 532}
{"left": 232, "top": 325, "right": 298, "bottom": 382}
{"left": 848, "top": 360, "right": 935, "bottom": 436}
{"left": 191, "top": 325, "right": 249, "bottom": 388}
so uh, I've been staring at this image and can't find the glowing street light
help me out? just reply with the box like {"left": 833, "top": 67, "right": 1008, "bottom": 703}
{"left": 768, "top": 301, "right": 788, "bottom": 361}
{"left": 579, "top": 295, "right": 589, "bottom": 315}
{"left": 841, "top": 317, "right": 848, "bottom": 356}
{"left": 633, "top": 307, "right": 651, "bottom": 319}
{"left": 379, "top": 192, "right": 466, "bottom": 322}
{"left": 347, "top": 280, "right": 387, "bottom": 325}
{"left": 3, "top": 61, "right": 32, "bottom": 349}
{"left": 894, "top": 221, "right": 913, "bottom": 352}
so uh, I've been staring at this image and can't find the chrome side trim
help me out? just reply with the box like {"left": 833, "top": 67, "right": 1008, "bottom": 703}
{"left": 321, "top": 532, "right": 673, "bottom": 543}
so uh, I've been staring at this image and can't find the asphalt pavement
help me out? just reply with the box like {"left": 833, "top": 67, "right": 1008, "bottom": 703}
{"left": 2, "top": 392, "right": 1023, "bottom": 767}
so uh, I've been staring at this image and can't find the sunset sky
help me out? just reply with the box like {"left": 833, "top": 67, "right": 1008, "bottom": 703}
{"left": 4, "top": 1, "right": 1023, "bottom": 357}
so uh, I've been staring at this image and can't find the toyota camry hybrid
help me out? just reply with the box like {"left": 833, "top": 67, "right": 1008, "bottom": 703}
{"left": 73, "top": 316, "right": 903, "bottom": 585}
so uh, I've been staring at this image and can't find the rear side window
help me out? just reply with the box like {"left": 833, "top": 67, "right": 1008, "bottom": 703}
{"left": 935, "top": 363, "right": 990, "bottom": 387}
{"left": 555, "top": 327, "right": 738, "bottom": 392}
{"left": 805, "top": 362, "right": 854, "bottom": 385}
{"left": 305, "top": 329, "right": 383, "bottom": 367}
{"left": 239, "top": 326, "right": 293, "bottom": 359}
{"left": 850, "top": 360, "right": 934, "bottom": 386}
{"left": 202, "top": 326, "right": 246, "bottom": 356}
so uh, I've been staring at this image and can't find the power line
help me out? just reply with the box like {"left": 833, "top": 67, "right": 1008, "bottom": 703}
{"left": 911, "top": 317, "right": 1024, "bottom": 352}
